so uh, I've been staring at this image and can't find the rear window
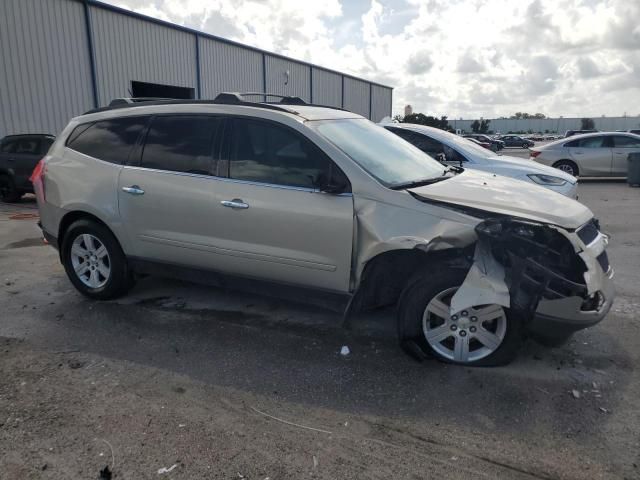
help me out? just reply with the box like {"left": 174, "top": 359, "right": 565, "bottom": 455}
{"left": 66, "top": 117, "right": 148, "bottom": 164}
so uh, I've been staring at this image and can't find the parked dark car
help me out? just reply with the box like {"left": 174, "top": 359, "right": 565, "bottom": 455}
{"left": 628, "top": 129, "right": 640, "bottom": 135}
{"left": 462, "top": 134, "right": 504, "bottom": 151}
{"left": 0, "top": 134, "right": 54, "bottom": 202}
{"left": 564, "top": 129, "right": 598, "bottom": 138}
{"left": 497, "top": 135, "right": 535, "bottom": 148}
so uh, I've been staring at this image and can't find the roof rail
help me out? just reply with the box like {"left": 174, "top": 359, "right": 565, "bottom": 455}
{"left": 83, "top": 92, "right": 346, "bottom": 115}
{"left": 108, "top": 97, "right": 174, "bottom": 106}
{"left": 213, "top": 92, "right": 307, "bottom": 105}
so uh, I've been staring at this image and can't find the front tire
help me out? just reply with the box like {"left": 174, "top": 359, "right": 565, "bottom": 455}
{"left": 61, "top": 219, "right": 134, "bottom": 300}
{"left": 0, "top": 175, "right": 22, "bottom": 202}
{"left": 397, "top": 268, "right": 524, "bottom": 366}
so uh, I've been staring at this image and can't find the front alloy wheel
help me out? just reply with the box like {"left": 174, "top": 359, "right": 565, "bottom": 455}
{"left": 397, "top": 267, "right": 524, "bottom": 366}
{"left": 423, "top": 287, "right": 507, "bottom": 363}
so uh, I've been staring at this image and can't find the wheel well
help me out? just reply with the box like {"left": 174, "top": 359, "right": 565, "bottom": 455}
{"left": 350, "top": 247, "right": 472, "bottom": 312}
{"left": 58, "top": 211, "right": 112, "bottom": 247}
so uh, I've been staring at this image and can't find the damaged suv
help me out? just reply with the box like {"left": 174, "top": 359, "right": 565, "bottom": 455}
{"left": 33, "top": 94, "right": 614, "bottom": 366}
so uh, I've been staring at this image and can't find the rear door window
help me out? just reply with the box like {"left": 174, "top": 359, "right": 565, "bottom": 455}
{"left": 227, "top": 118, "right": 331, "bottom": 189}
{"left": 579, "top": 136, "right": 608, "bottom": 148}
{"left": 140, "top": 115, "right": 221, "bottom": 175}
{"left": 612, "top": 135, "right": 640, "bottom": 148}
{"left": 67, "top": 117, "right": 148, "bottom": 164}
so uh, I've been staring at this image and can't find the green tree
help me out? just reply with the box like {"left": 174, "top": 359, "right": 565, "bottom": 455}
{"left": 470, "top": 120, "right": 480, "bottom": 132}
{"left": 581, "top": 118, "right": 595, "bottom": 130}
{"left": 402, "top": 113, "right": 453, "bottom": 131}
{"left": 479, "top": 119, "right": 491, "bottom": 133}
{"left": 392, "top": 114, "right": 404, "bottom": 123}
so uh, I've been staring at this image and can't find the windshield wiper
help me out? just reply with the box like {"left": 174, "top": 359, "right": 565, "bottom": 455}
{"left": 389, "top": 175, "right": 453, "bottom": 190}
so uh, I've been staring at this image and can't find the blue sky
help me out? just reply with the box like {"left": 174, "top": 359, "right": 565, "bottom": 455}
{"left": 104, "top": 0, "right": 640, "bottom": 119}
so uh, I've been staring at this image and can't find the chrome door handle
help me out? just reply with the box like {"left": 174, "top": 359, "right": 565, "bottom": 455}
{"left": 221, "top": 199, "right": 249, "bottom": 209}
{"left": 122, "top": 185, "right": 145, "bottom": 195}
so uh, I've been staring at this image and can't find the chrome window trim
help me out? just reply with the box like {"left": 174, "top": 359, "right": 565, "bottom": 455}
{"left": 122, "top": 165, "right": 353, "bottom": 196}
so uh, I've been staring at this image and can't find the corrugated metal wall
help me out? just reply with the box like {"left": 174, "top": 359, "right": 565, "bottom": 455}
{"left": 89, "top": 5, "right": 197, "bottom": 107}
{"left": 344, "top": 77, "right": 370, "bottom": 119}
{"left": 199, "top": 38, "right": 263, "bottom": 98}
{"left": 265, "top": 55, "right": 311, "bottom": 102}
{"left": 0, "top": 0, "right": 94, "bottom": 136}
{"left": 311, "top": 68, "right": 342, "bottom": 108}
{"left": 0, "top": 0, "right": 392, "bottom": 136}
{"left": 371, "top": 85, "right": 392, "bottom": 123}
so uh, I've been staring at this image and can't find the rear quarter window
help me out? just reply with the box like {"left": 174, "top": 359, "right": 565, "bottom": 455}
{"left": 66, "top": 117, "right": 148, "bottom": 164}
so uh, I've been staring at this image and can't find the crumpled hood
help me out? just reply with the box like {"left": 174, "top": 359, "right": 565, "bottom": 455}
{"left": 492, "top": 155, "right": 577, "bottom": 183}
{"left": 408, "top": 170, "right": 592, "bottom": 229}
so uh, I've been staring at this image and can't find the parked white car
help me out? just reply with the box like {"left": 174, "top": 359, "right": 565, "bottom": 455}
{"left": 384, "top": 123, "right": 578, "bottom": 198}
{"left": 530, "top": 132, "right": 640, "bottom": 177}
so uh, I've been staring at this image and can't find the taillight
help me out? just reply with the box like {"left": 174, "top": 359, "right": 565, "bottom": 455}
{"left": 30, "top": 158, "right": 46, "bottom": 202}
{"left": 530, "top": 151, "right": 541, "bottom": 158}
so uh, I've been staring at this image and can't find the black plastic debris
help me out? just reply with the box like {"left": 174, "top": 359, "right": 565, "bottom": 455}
{"left": 99, "top": 466, "right": 112, "bottom": 480}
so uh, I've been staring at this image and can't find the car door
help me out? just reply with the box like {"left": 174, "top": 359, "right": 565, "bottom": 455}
{"left": 568, "top": 135, "right": 612, "bottom": 176}
{"left": 611, "top": 135, "right": 640, "bottom": 176}
{"left": 118, "top": 114, "right": 225, "bottom": 270}
{"left": 208, "top": 117, "right": 354, "bottom": 293}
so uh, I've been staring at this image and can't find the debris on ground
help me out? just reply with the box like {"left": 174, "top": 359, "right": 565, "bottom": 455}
{"left": 99, "top": 466, "right": 112, "bottom": 480}
{"left": 571, "top": 389, "right": 581, "bottom": 399}
{"left": 340, "top": 346, "right": 350, "bottom": 356}
{"left": 157, "top": 464, "right": 178, "bottom": 474}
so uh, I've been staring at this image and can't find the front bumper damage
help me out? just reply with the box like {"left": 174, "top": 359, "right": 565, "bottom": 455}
{"left": 451, "top": 217, "right": 614, "bottom": 337}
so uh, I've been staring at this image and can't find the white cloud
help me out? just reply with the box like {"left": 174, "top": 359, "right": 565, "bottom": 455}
{"left": 104, "top": 0, "right": 640, "bottom": 118}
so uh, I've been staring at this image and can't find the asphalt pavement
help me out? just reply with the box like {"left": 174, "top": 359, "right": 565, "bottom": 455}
{"left": 0, "top": 183, "right": 639, "bottom": 479}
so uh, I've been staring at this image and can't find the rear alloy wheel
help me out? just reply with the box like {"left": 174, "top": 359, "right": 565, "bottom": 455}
{"left": 553, "top": 160, "right": 579, "bottom": 177}
{"left": 61, "top": 219, "right": 134, "bottom": 300}
{"left": 70, "top": 234, "right": 111, "bottom": 289}
{"left": 0, "top": 175, "right": 22, "bottom": 202}
{"left": 398, "top": 268, "right": 524, "bottom": 366}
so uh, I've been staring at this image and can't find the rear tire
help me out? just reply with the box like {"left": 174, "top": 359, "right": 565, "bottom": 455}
{"left": 397, "top": 267, "right": 525, "bottom": 366}
{"left": 0, "top": 175, "right": 22, "bottom": 202}
{"left": 61, "top": 219, "right": 134, "bottom": 300}
{"left": 553, "top": 160, "right": 579, "bottom": 177}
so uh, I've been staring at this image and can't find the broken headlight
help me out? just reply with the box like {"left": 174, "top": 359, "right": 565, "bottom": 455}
{"left": 527, "top": 174, "right": 568, "bottom": 186}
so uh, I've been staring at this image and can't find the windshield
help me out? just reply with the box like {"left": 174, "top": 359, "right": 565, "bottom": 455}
{"left": 310, "top": 119, "right": 445, "bottom": 187}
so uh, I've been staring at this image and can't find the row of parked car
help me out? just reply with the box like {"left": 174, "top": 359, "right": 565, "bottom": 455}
{"left": 0, "top": 94, "right": 622, "bottom": 367}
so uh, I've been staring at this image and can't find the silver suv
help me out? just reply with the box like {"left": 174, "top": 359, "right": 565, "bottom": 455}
{"left": 33, "top": 94, "right": 615, "bottom": 366}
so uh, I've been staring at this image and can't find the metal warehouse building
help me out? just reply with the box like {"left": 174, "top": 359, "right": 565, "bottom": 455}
{"left": 0, "top": 0, "right": 393, "bottom": 138}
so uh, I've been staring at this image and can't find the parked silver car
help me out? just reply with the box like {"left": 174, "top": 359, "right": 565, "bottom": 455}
{"left": 384, "top": 123, "right": 578, "bottom": 197}
{"left": 32, "top": 94, "right": 614, "bottom": 366}
{"left": 531, "top": 132, "right": 640, "bottom": 177}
